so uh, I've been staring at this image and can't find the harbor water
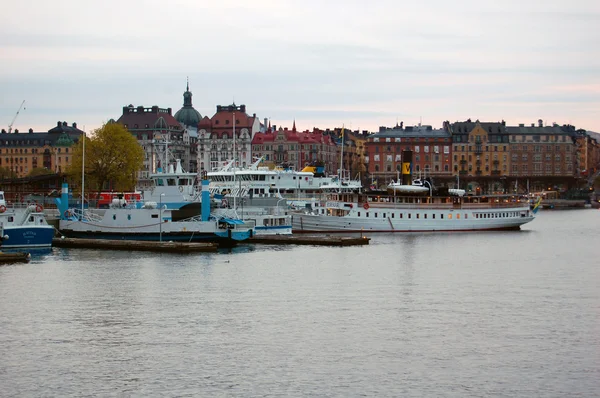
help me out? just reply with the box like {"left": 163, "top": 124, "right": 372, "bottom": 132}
{"left": 1, "top": 209, "right": 598, "bottom": 397}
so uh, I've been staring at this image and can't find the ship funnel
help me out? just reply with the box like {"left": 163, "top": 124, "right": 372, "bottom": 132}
{"left": 401, "top": 150, "right": 412, "bottom": 186}
{"left": 175, "top": 159, "right": 183, "bottom": 174}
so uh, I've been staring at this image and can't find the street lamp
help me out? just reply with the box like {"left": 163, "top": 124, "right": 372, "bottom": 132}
{"left": 159, "top": 193, "right": 165, "bottom": 242}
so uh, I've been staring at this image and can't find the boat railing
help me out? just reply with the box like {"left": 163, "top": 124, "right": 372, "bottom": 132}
{"left": 360, "top": 201, "right": 530, "bottom": 210}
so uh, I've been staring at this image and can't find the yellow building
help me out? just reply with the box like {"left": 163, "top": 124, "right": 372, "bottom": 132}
{"left": 0, "top": 122, "right": 84, "bottom": 178}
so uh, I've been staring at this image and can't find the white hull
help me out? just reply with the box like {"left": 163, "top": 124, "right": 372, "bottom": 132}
{"left": 292, "top": 205, "right": 534, "bottom": 232}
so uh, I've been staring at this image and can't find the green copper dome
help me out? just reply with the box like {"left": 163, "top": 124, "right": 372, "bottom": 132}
{"left": 174, "top": 79, "right": 202, "bottom": 127}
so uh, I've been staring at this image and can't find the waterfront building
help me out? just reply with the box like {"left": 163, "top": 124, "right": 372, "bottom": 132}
{"left": 197, "top": 104, "right": 260, "bottom": 172}
{"left": 0, "top": 121, "right": 83, "bottom": 178}
{"left": 365, "top": 123, "right": 452, "bottom": 187}
{"left": 573, "top": 128, "right": 600, "bottom": 181}
{"left": 115, "top": 105, "right": 188, "bottom": 189}
{"left": 251, "top": 123, "right": 339, "bottom": 174}
{"left": 447, "top": 120, "right": 510, "bottom": 193}
{"left": 506, "top": 121, "right": 578, "bottom": 192}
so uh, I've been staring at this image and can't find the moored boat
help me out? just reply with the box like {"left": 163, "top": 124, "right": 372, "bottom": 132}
{"left": 0, "top": 192, "right": 54, "bottom": 249}
{"left": 292, "top": 151, "right": 535, "bottom": 233}
{"left": 56, "top": 182, "right": 254, "bottom": 246}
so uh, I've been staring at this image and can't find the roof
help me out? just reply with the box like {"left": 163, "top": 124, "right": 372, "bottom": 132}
{"left": 505, "top": 125, "right": 573, "bottom": 136}
{"left": 116, "top": 105, "right": 183, "bottom": 132}
{"left": 251, "top": 128, "right": 336, "bottom": 145}
{"left": 372, "top": 125, "right": 451, "bottom": 139}
{"left": 174, "top": 81, "right": 202, "bottom": 127}
{"left": 0, "top": 121, "right": 84, "bottom": 146}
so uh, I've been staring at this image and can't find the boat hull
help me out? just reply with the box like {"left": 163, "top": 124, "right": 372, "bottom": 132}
{"left": 292, "top": 207, "right": 534, "bottom": 233}
{"left": 1, "top": 226, "right": 55, "bottom": 248}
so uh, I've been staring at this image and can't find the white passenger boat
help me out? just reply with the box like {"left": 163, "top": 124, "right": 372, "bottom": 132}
{"left": 292, "top": 151, "right": 535, "bottom": 233}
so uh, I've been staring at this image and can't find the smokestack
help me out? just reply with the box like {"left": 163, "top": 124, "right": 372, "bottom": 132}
{"left": 401, "top": 150, "right": 412, "bottom": 186}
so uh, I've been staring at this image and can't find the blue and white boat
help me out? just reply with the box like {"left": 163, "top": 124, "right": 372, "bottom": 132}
{"left": 0, "top": 193, "right": 54, "bottom": 248}
{"left": 56, "top": 182, "right": 255, "bottom": 246}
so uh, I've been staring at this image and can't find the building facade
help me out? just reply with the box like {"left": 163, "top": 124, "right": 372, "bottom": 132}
{"left": 506, "top": 121, "right": 578, "bottom": 192}
{"left": 197, "top": 104, "right": 261, "bottom": 171}
{"left": 115, "top": 105, "right": 188, "bottom": 187}
{"left": 251, "top": 124, "right": 339, "bottom": 174}
{"left": 0, "top": 121, "right": 83, "bottom": 178}
{"left": 365, "top": 123, "right": 452, "bottom": 187}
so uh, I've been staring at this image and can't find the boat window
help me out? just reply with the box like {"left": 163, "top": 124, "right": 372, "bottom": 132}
{"left": 400, "top": 214, "right": 403, "bottom": 219}
{"left": 8, "top": 216, "right": 14, "bottom": 222}
{"left": 167, "top": 179, "right": 176, "bottom": 186}
{"left": 374, "top": 213, "right": 377, "bottom": 218}
{"left": 408, "top": 214, "right": 411, "bottom": 219}
{"left": 457, "top": 214, "right": 460, "bottom": 219}
{"left": 465, "top": 214, "right": 468, "bottom": 219}
{"left": 448, "top": 214, "right": 453, "bottom": 219}
{"left": 156, "top": 178, "right": 164, "bottom": 186}
{"left": 366, "top": 212, "right": 369, "bottom": 217}
{"left": 441, "top": 214, "right": 444, "bottom": 219}
{"left": 391, "top": 213, "right": 394, "bottom": 218}
{"left": 424, "top": 214, "right": 427, "bottom": 219}
{"left": 432, "top": 214, "right": 435, "bottom": 219}
{"left": 358, "top": 212, "right": 361, "bottom": 217}
{"left": 151, "top": 214, "right": 158, "bottom": 218}
{"left": 416, "top": 214, "right": 420, "bottom": 219}
{"left": 29, "top": 216, "right": 34, "bottom": 222}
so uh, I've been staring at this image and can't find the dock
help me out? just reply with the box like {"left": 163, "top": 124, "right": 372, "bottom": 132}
{"left": 52, "top": 238, "right": 218, "bottom": 253}
{"left": 0, "top": 252, "right": 31, "bottom": 264}
{"left": 248, "top": 235, "right": 370, "bottom": 246}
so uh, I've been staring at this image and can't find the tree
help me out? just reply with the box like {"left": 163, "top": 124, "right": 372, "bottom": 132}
{"left": 27, "top": 167, "right": 54, "bottom": 177}
{"left": 0, "top": 166, "right": 16, "bottom": 179}
{"left": 67, "top": 122, "right": 144, "bottom": 195}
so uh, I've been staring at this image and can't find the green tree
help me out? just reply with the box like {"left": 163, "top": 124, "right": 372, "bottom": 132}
{"left": 67, "top": 122, "right": 144, "bottom": 195}
{"left": 0, "top": 166, "right": 16, "bottom": 179}
{"left": 27, "top": 167, "right": 54, "bottom": 177}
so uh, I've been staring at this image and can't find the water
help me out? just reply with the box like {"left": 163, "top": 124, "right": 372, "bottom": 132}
{"left": 1, "top": 210, "right": 598, "bottom": 397}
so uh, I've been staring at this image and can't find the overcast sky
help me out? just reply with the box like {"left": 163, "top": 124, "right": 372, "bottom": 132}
{"left": 1, "top": 0, "right": 599, "bottom": 134}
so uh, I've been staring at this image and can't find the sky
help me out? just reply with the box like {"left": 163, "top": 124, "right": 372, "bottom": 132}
{"left": 1, "top": 0, "right": 599, "bottom": 134}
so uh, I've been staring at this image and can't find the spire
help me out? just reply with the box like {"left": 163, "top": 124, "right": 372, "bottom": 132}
{"left": 183, "top": 78, "right": 192, "bottom": 107}
{"left": 268, "top": 119, "right": 271, "bottom": 132}
{"left": 292, "top": 119, "right": 296, "bottom": 132}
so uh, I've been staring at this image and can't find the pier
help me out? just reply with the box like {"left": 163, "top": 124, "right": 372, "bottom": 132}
{"left": 249, "top": 235, "right": 370, "bottom": 246}
{"left": 52, "top": 238, "right": 218, "bottom": 253}
{"left": 0, "top": 252, "right": 31, "bottom": 264}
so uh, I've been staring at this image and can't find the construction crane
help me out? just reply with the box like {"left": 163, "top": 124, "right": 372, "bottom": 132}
{"left": 8, "top": 100, "right": 26, "bottom": 133}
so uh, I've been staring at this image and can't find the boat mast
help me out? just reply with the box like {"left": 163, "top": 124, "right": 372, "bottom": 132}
{"left": 81, "top": 130, "right": 85, "bottom": 217}
{"left": 233, "top": 112, "right": 236, "bottom": 210}
{"left": 339, "top": 125, "right": 344, "bottom": 193}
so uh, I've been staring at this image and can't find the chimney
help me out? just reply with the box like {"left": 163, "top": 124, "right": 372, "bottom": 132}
{"left": 264, "top": 118, "right": 268, "bottom": 129}
{"left": 72, "top": 122, "right": 77, "bottom": 128}
{"left": 29, "top": 128, "right": 33, "bottom": 133}
{"left": 57, "top": 121, "right": 61, "bottom": 127}
{"left": 63, "top": 121, "right": 67, "bottom": 126}
{"left": 531, "top": 123, "right": 535, "bottom": 127}
{"left": 538, "top": 119, "right": 543, "bottom": 127}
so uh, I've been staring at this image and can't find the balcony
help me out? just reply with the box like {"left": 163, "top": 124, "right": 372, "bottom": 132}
{"left": 459, "top": 159, "right": 467, "bottom": 165}
{"left": 491, "top": 170, "right": 501, "bottom": 175}
{"left": 459, "top": 170, "right": 467, "bottom": 175}
{"left": 493, "top": 160, "right": 499, "bottom": 165}
{"left": 475, "top": 170, "right": 482, "bottom": 176}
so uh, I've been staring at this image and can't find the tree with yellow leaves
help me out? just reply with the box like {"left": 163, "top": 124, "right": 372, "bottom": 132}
{"left": 67, "top": 122, "right": 144, "bottom": 196}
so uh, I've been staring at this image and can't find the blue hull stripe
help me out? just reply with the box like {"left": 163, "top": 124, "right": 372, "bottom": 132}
{"left": 1, "top": 226, "right": 54, "bottom": 248}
